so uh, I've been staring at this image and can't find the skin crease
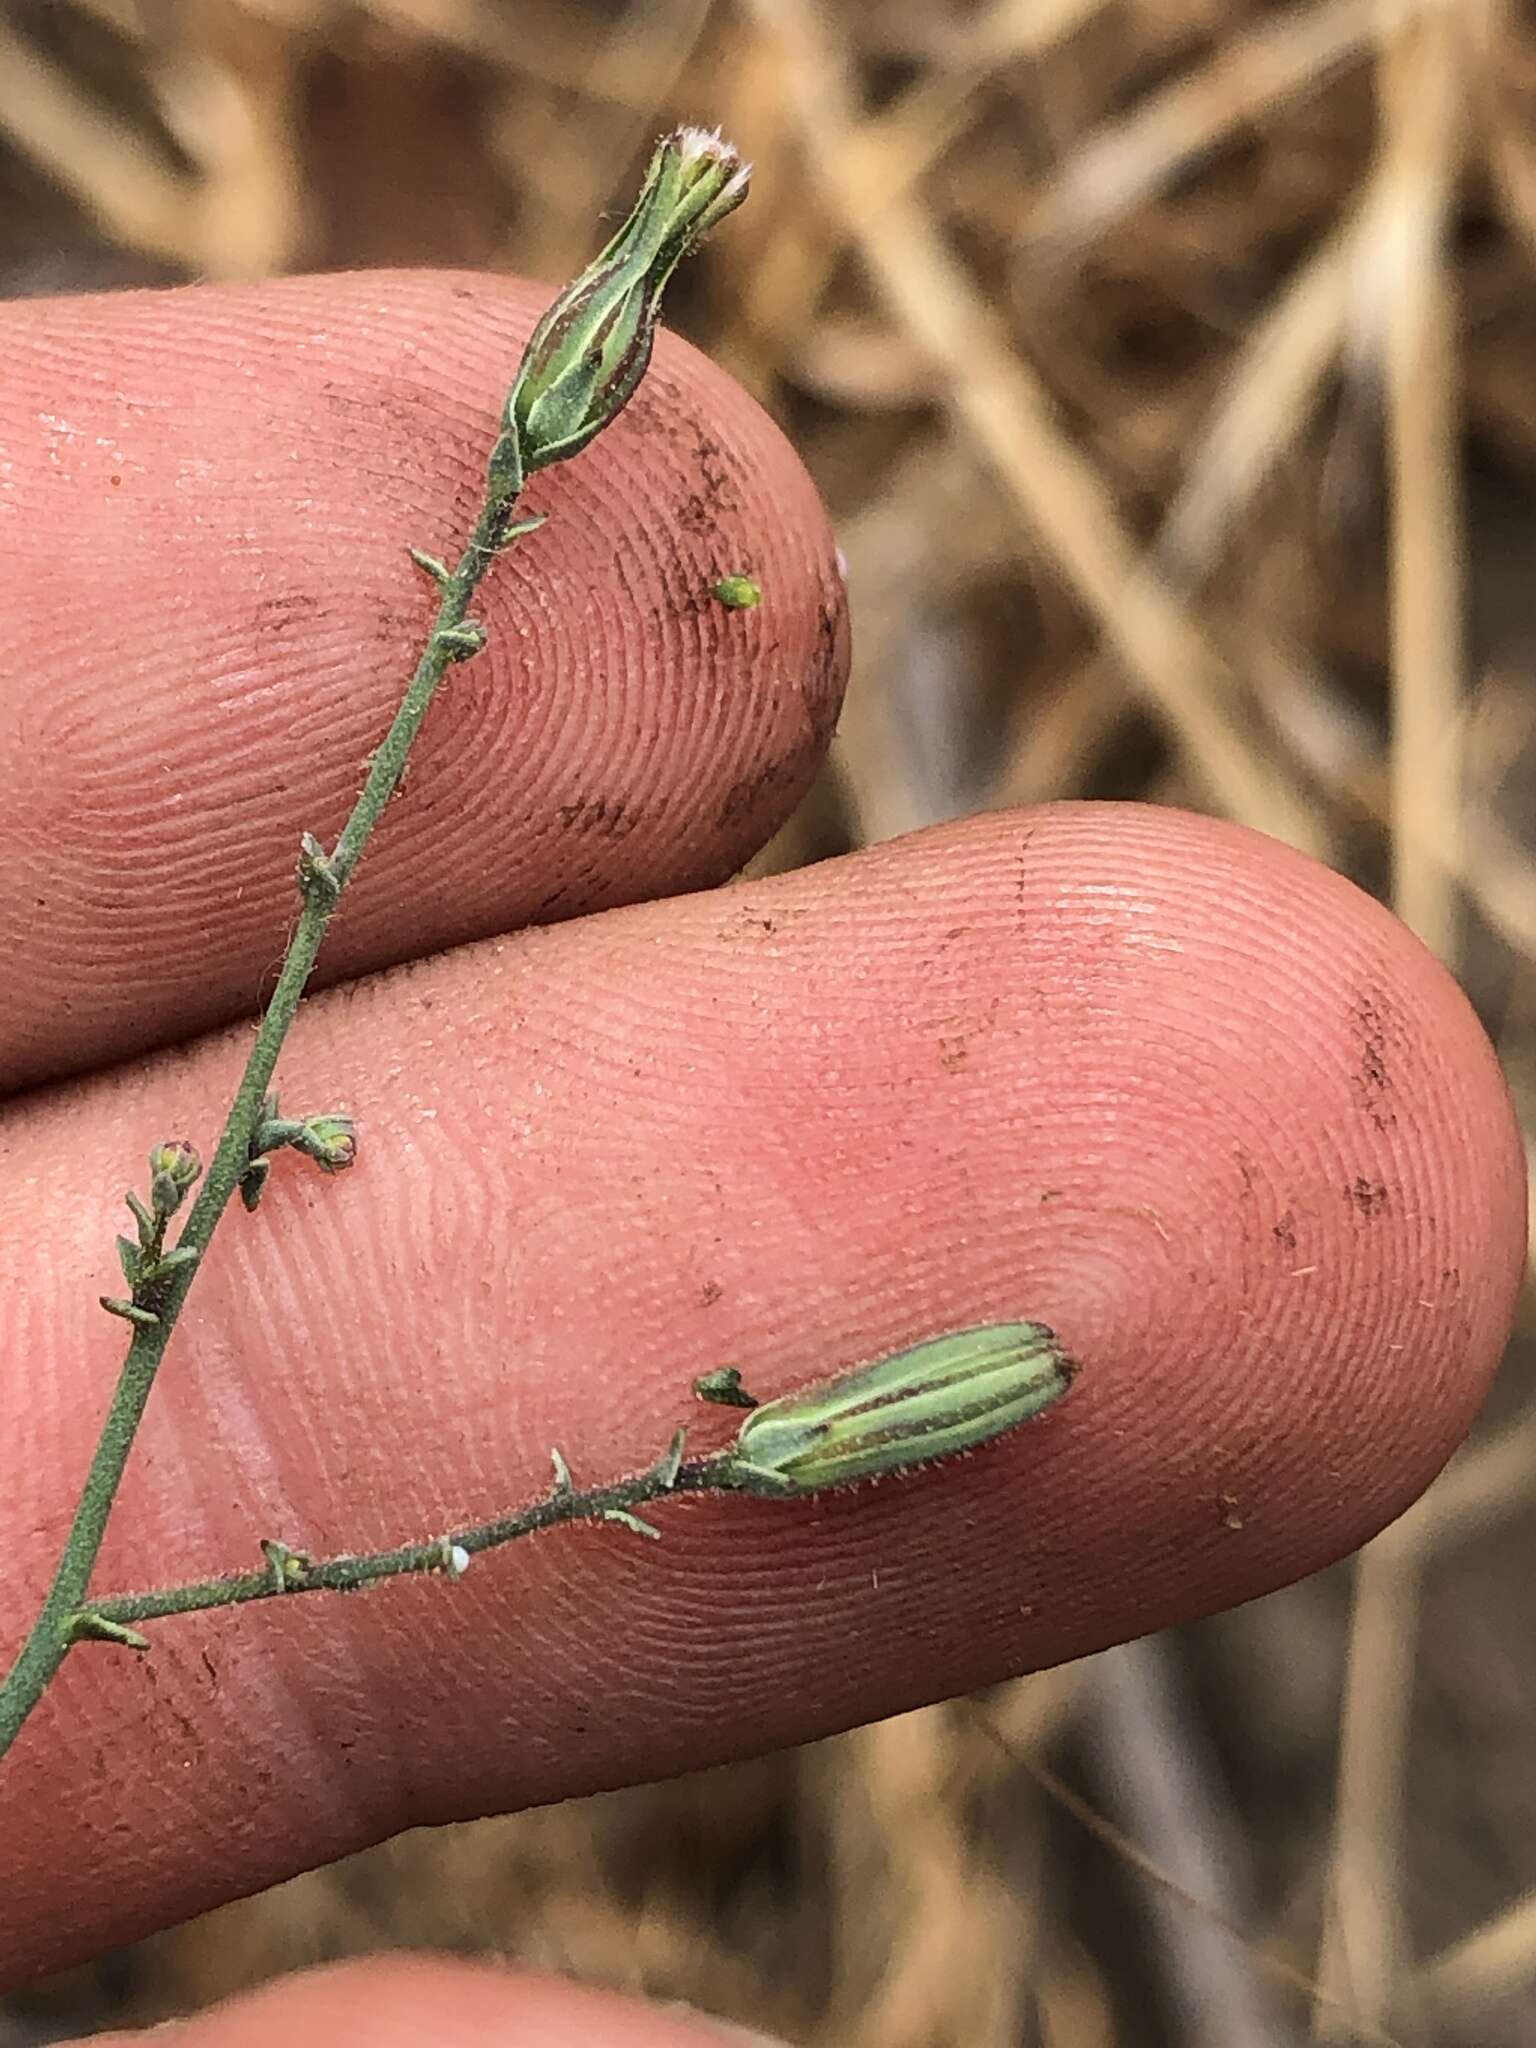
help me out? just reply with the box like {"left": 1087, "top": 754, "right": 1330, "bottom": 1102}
{"left": 0, "top": 275, "right": 1524, "bottom": 2033}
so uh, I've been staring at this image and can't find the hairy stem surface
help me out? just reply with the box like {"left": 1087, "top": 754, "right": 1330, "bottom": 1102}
{"left": 79, "top": 1448, "right": 736, "bottom": 1638}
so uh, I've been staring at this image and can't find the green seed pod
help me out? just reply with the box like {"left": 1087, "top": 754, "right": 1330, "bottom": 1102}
{"left": 715, "top": 1321, "right": 1077, "bottom": 1499}
{"left": 504, "top": 127, "right": 749, "bottom": 485}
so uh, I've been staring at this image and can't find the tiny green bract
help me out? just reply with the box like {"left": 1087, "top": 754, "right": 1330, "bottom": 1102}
{"left": 716, "top": 1321, "right": 1077, "bottom": 1497}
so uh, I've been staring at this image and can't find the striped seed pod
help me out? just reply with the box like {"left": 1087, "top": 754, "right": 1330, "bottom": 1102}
{"left": 504, "top": 127, "right": 749, "bottom": 487}
{"left": 714, "top": 1321, "right": 1077, "bottom": 1499}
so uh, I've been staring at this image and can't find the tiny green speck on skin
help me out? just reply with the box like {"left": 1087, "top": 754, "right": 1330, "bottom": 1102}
{"left": 712, "top": 574, "right": 761, "bottom": 609}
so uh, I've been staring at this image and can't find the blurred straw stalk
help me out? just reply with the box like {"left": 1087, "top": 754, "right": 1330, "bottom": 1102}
{"left": 6, "top": 1, "right": 1536, "bottom": 2044}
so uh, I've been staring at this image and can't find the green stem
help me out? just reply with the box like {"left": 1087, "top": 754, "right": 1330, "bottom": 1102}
{"left": 0, "top": 490, "right": 523, "bottom": 1762}
{"left": 2, "top": 123, "right": 752, "bottom": 1765}
{"left": 76, "top": 1446, "right": 732, "bottom": 1639}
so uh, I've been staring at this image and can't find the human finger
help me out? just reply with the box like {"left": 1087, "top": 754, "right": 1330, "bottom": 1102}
{"left": 85, "top": 1954, "right": 781, "bottom": 2047}
{"left": 0, "top": 802, "right": 1522, "bottom": 1982}
{"left": 0, "top": 270, "right": 845, "bottom": 1093}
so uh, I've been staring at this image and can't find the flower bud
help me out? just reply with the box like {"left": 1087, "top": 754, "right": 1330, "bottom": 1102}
{"left": 147, "top": 1138, "right": 202, "bottom": 1216}
{"left": 295, "top": 1113, "right": 356, "bottom": 1174}
{"left": 504, "top": 127, "right": 749, "bottom": 485}
{"left": 693, "top": 1365, "right": 759, "bottom": 1409}
{"left": 715, "top": 1322, "right": 1077, "bottom": 1499}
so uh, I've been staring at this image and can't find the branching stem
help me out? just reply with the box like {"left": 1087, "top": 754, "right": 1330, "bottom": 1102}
{"left": 0, "top": 491, "right": 525, "bottom": 1761}
{"left": 76, "top": 1444, "right": 736, "bottom": 1641}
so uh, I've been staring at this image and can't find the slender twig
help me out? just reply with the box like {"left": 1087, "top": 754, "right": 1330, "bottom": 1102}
{"left": 0, "top": 125, "right": 754, "bottom": 1765}
{"left": 76, "top": 1443, "right": 735, "bottom": 1643}
{"left": 0, "top": 494, "right": 523, "bottom": 1759}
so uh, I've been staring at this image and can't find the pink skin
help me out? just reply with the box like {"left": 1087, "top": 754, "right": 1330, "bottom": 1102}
{"left": 89, "top": 1956, "right": 782, "bottom": 2046}
{"left": 0, "top": 276, "right": 1523, "bottom": 2030}
{"left": 0, "top": 271, "right": 845, "bottom": 1090}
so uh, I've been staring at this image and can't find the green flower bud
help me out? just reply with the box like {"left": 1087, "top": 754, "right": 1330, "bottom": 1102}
{"left": 505, "top": 127, "right": 749, "bottom": 485}
{"left": 715, "top": 1322, "right": 1077, "bottom": 1498}
{"left": 693, "top": 1365, "right": 759, "bottom": 1409}
{"left": 295, "top": 1113, "right": 356, "bottom": 1174}
{"left": 147, "top": 1138, "right": 202, "bottom": 1216}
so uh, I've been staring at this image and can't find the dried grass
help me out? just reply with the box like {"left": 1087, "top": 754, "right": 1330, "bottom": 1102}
{"left": 5, "top": 2, "right": 1536, "bottom": 2043}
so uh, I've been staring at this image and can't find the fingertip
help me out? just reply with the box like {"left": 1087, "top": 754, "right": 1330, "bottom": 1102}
{"left": 956, "top": 801, "right": 1525, "bottom": 1602}
{"left": 3, "top": 803, "right": 1522, "bottom": 1979}
{"left": 87, "top": 1955, "right": 788, "bottom": 2048}
{"left": 0, "top": 269, "right": 848, "bottom": 1088}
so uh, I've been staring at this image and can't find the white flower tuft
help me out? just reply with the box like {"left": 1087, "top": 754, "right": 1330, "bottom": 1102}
{"left": 674, "top": 123, "right": 731, "bottom": 162}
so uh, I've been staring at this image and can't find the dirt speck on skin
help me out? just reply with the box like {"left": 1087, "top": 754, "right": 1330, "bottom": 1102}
{"left": 694, "top": 431, "right": 738, "bottom": 510}
{"left": 670, "top": 432, "right": 741, "bottom": 535}
{"left": 1347, "top": 1176, "right": 1391, "bottom": 1218}
{"left": 254, "top": 588, "right": 321, "bottom": 637}
{"left": 811, "top": 597, "right": 847, "bottom": 736}
{"left": 1272, "top": 1211, "right": 1298, "bottom": 1252}
{"left": 1014, "top": 831, "right": 1035, "bottom": 927}
{"left": 699, "top": 1279, "right": 723, "bottom": 1307}
{"left": 1350, "top": 993, "right": 1398, "bottom": 1130}
{"left": 675, "top": 490, "right": 715, "bottom": 535}
{"left": 554, "top": 798, "right": 642, "bottom": 840}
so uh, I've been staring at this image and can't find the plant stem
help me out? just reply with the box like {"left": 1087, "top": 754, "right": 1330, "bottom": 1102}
{"left": 2, "top": 124, "right": 753, "bottom": 1767}
{"left": 0, "top": 492, "right": 523, "bottom": 1762}
{"left": 77, "top": 1445, "right": 734, "bottom": 1638}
